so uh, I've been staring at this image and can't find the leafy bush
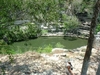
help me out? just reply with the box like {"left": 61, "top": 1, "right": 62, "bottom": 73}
{"left": 3, "top": 23, "right": 41, "bottom": 43}
{"left": 37, "top": 42, "right": 65, "bottom": 53}
{"left": 96, "top": 24, "right": 100, "bottom": 33}
{"left": 63, "top": 15, "right": 80, "bottom": 34}
{"left": 37, "top": 44, "right": 52, "bottom": 53}
{"left": 0, "top": 46, "right": 18, "bottom": 54}
{"left": 64, "top": 16, "right": 79, "bottom": 29}
{"left": 41, "top": 29, "right": 48, "bottom": 35}
{"left": 0, "top": 40, "right": 15, "bottom": 54}
{"left": 55, "top": 42, "right": 65, "bottom": 48}
{"left": 0, "top": 40, "right": 6, "bottom": 45}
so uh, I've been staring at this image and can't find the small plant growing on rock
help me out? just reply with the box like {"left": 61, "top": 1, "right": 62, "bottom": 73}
{"left": 37, "top": 44, "right": 52, "bottom": 53}
{"left": 55, "top": 42, "right": 65, "bottom": 48}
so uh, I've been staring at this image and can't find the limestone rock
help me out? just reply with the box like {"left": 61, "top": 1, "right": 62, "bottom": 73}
{"left": 52, "top": 48, "right": 68, "bottom": 53}
{"left": 0, "top": 47, "right": 99, "bottom": 75}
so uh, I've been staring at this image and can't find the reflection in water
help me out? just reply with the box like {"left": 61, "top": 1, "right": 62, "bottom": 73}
{"left": 63, "top": 36, "right": 77, "bottom": 41}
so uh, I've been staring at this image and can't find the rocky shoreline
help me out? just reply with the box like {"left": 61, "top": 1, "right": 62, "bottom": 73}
{"left": 0, "top": 46, "right": 100, "bottom": 75}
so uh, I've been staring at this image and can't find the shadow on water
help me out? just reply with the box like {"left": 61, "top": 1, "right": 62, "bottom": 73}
{"left": 63, "top": 36, "right": 77, "bottom": 41}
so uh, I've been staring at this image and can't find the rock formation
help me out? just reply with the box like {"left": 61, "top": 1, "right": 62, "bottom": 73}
{"left": 0, "top": 46, "right": 99, "bottom": 75}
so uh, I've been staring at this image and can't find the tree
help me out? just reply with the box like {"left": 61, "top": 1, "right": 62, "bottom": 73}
{"left": 81, "top": 0, "right": 100, "bottom": 75}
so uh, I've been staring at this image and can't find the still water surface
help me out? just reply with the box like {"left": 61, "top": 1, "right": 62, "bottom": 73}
{"left": 10, "top": 37, "right": 87, "bottom": 53}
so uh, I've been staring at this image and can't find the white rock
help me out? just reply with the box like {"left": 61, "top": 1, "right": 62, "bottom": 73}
{"left": 47, "top": 55, "right": 59, "bottom": 61}
{"left": 97, "top": 31, "right": 100, "bottom": 35}
{"left": 52, "top": 48, "right": 68, "bottom": 53}
{"left": 53, "top": 53, "right": 66, "bottom": 57}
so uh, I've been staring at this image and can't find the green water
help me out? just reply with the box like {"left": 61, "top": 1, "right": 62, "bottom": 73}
{"left": 9, "top": 37, "right": 87, "bottom": 53}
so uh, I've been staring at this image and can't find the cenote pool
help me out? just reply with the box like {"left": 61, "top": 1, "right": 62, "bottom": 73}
{"left": 9, "top": 37, "right": 87, "bottom": 53}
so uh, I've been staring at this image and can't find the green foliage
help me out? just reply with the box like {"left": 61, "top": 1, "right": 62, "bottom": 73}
{"left": 0, "top": 0, "right": 95, "bottom": 55}
{"left": 55, "top": 42, "right": 65, "bottom": 48}
{"left": 0, "top": 0, "right": 95, "bottom": 38}
{"left": 37, "top": 42, "right": 65, "bottom": 53}
{"left": 41, "top": 29, "right": 48, "bottom": 35}
{"left": 37, "top": 44, "right": 52, "bottom": 53}
{"left": 63, "top": 16, "right": 80, "bottom": 33}
{"left": 0, "top": 45, "right": 15, "bottom": 54}
{"left": 0, "top": 40, "right": 8, "bottom": 53}
{"left": 0, "top": 40, "right": 6, "bottom": 45}
{"left": 0, "top": 0, "right": 95, "bottom": 23}
{"left": 79, "top": 0, "right": 95, "bottom": 15}
{"left": 0, "top": 40, "right": 15, "bottom": 54}
{"left": 0, "top": 0, "right": 66, "bottom": 29}
{"left": 96, "top": 24, "right": 100, "bottom": 33}
{"left": 8, "top": 54, "right": 14, "bottom": 63}
{"left": 26, "top": 23, "right": 40, "bottom": 38}
{"left": 2, "top": 23, "right": 40, "bottom": 43}
{"left": 0, "top": 42, "right": 15, "bottom": 64}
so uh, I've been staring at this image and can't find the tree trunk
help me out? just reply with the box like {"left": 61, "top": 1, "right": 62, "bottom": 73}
{"left": 81, "top": 0, "right": 100, "bottom": 75}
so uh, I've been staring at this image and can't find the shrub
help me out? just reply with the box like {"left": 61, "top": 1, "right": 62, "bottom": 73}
{"left": 64, "top": 16, "right": 80, "bottom": 30}
{"left": 37, "top": 44, "right": 52, "bottom": 53}
{"left": 96, "top": 24, "right": 100, "bottom": 33}
{"left": 55, "top": 42, "right": 65, "bottom": 48}
{"left": 0, "top": 40, "right": 6, "bottom": 45}
{"left": 0, "top": 46, "right": 15, "bottom": 54}
{"left": 63, "top": 15, "right": 80, "bottom": 34}
{"left": 3, "top": 23, "right": 41, "bottom": 43}
{"left": 41, "top": 29, "right": 48, "bottom": 35}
